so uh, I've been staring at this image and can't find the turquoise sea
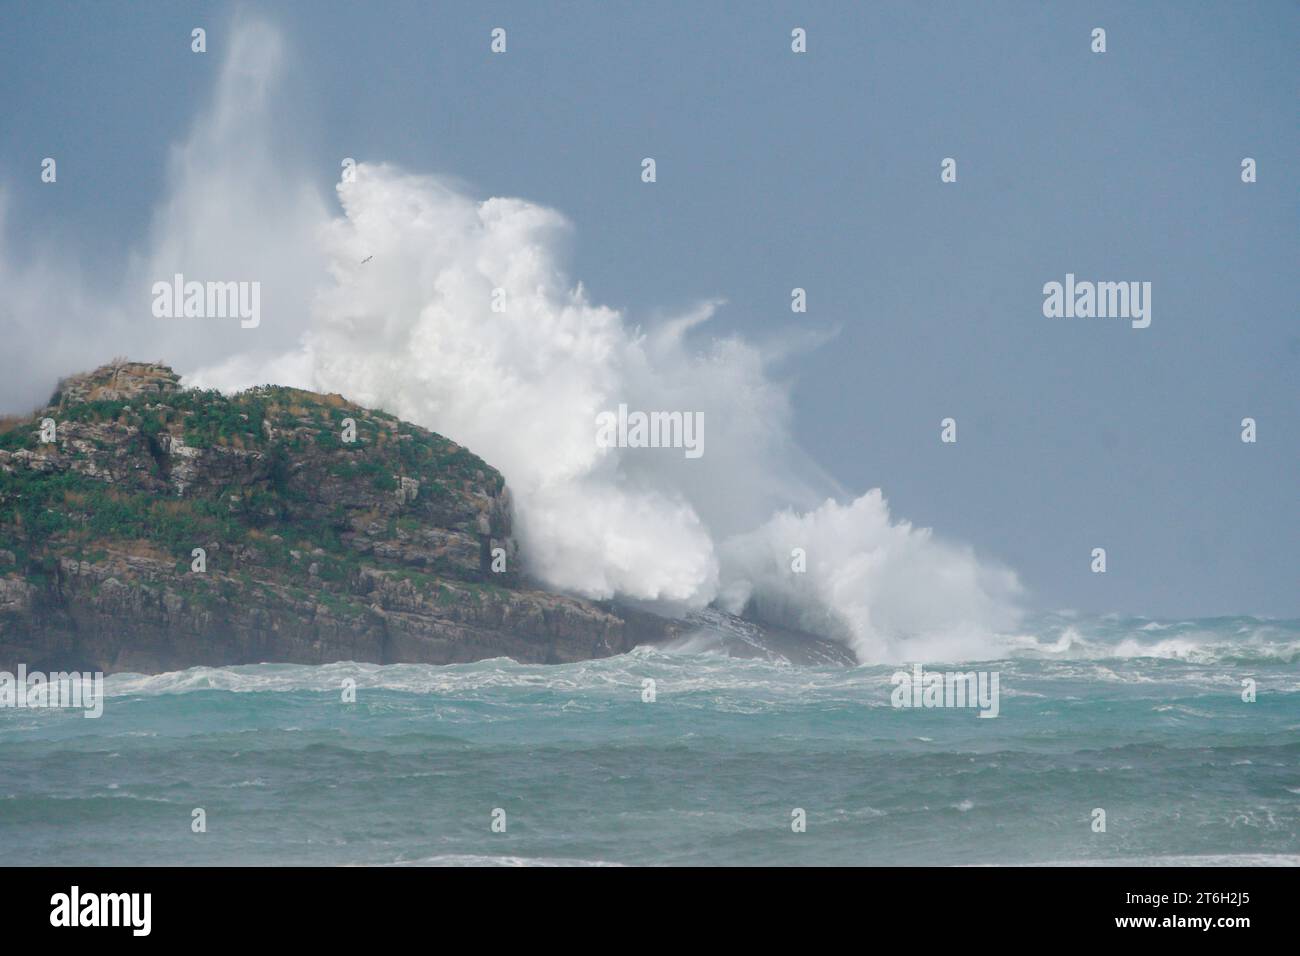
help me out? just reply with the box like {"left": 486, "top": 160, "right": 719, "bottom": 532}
{"left": 2, "top": 614, "right": 1297, "bottom": 866}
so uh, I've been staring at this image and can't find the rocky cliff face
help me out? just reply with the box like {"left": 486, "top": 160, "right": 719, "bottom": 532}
{"left": 0, "top": 361, "right": 679, "bottom": 673}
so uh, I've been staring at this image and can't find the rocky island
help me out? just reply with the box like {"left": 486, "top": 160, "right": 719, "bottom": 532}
{"left": 0, "top": 361, "right": 692, "bottom": 673}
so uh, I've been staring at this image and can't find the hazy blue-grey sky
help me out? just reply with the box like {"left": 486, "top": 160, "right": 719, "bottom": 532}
{"left": 1, "top": 1, "right": 1295, "bottom": 619}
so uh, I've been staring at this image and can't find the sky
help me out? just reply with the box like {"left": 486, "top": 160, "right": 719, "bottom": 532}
{"left": 0, "top": 0, "right": 1295, "bottom": 624}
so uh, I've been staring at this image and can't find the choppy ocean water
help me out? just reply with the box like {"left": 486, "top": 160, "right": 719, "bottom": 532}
{"left": 2, "top": 614, "right": 1297, "bottom": 866}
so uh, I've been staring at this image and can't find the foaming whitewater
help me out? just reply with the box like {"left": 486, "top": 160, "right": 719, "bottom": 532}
{"left": 1002, "top": 612, "right": 1300, "bottom": 665}
{"left": 717, "top": 492, "right": 1023, "bottom": 662}
{"left": 191, "top": 161, "right": 1023, "bottom": 664}
{"left": 4, "top": 614, "right": 1296, "bottom": 866}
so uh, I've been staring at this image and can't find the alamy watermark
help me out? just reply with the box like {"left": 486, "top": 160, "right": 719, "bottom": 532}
{"left": 50, "top": 886, "right": 150, "bottom": 936}
{"left": 151, "top": 273, "right": 261, "bottom": 328}
{"left": 1042, "top": 273, "right": 1150, "bottom": 329}
{"left": 595, "top": 403, "right": 704, "bottom": 459}
{"left": 890, "top": 664, "right": 1000, "bottom": 718}
{"left": 0, "top": 665, "right": 104, "bottom": 718}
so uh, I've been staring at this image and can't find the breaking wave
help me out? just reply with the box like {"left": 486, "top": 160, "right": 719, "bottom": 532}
{"left": 6, "top": 18, "right": 1027, "bottom": 664}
